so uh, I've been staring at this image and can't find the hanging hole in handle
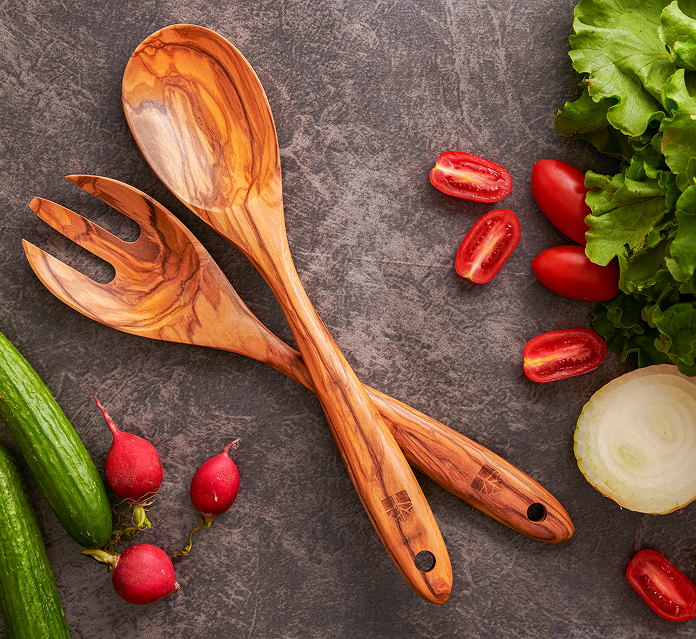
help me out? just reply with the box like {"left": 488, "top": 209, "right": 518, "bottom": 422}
{"left": 415, "top": 550, "right": 436, "bottom": 572}
{"left": 526, "top": 502, "right": 547, "bottom": 522}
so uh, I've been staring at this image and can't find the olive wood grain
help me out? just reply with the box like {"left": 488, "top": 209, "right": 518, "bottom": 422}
{"left": 121, "top": 24, "right": 451, "bottom": 603}
{"left": 24, "top": 176, "right": 574, "bottom": 548}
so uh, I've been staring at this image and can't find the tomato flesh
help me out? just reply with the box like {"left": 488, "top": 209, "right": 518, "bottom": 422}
{"left": 523, "top": 328, "right": 606, "bottom": 382}
{"left": 627, "top": 550, "right": 696, "bottom": 622}
{"left": 531, "top": 159, "right": 591, "bottom": 244}
{"left": 430, "top": 151, "right": 513, "bottom": 203}
{"left": 455, "top": 209, "right": 521, "bottom": 284}
{"left": 531, "top": 245, "right": 619, "bottom": 301}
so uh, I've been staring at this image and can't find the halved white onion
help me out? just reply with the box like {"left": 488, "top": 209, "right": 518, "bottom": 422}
{"left": 574, "top": 364, "right": 696, "bottom": 514}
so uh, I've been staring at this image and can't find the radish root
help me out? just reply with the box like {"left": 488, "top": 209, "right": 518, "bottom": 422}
{"left": 173, "top": 515, "right": 214, "bottom": 558}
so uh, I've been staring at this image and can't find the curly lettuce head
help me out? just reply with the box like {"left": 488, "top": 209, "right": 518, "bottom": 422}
{"left": 554, "top": 0, "right": 696, "bottom": 375}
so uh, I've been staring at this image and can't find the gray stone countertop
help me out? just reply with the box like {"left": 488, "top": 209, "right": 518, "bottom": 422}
{"left": 0, "top": 1, "right": 693, "bottom": 637}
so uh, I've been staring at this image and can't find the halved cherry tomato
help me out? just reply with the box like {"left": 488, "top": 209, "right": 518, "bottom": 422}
{"left": 531, "top": 245, "right": 619, "bottom": 301}
{"left": 531, "top": 159, "right": 590, "bottom": 244}
{"left": 626, "top": 550, "right": 696, "bottom": 622}
{"left": 523, "top": 328, "right": 606, "bottom": 382}
{"left": 430, "top": 151, "right": 513, "bottom": 203}
{"left": 455, "top": 209, "right": 521, "bottom": 283}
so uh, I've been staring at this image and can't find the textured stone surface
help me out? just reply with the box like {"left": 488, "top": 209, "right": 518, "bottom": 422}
{"left": 0, "top": 0, "right": 693, "bottom": 637}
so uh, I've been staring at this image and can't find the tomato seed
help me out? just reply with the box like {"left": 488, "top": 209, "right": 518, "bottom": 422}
{"left": 445, "top": 175, "right": 503, "bottom": 194}
{"left": 640, "top": 574, "right": 681, "bottom": 615}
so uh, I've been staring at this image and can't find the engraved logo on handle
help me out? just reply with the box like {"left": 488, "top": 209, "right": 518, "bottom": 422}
{"left": 382, "top": 490, "right": 413, "bottom": 521}
{"left": 471, "top": 466, "right": 503, "bottom": 494}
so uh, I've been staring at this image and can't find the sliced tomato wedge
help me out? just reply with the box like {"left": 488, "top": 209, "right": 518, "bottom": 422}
{"left": 523, "top": 328, "right": 606, "bottom": 383}
{"left": 455, "top": 209, "right": 521, "bottom": 284}
{"left": 627, "top": 550, "right": 696, "bottom": 622}
{"left": 430, "top": 151, "right": 513, "bottom": 203}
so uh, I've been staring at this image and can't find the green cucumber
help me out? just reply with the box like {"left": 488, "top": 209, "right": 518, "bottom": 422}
{"left": 0, "top": 444, "right": 71, "bottom": 638}
{"left": 0, "top": 330, "right": 112, "bottom": 548}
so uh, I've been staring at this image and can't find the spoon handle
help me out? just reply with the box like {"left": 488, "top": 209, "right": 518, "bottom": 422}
{"left": 262, "top": 251, "right": 453, "bottom": 604}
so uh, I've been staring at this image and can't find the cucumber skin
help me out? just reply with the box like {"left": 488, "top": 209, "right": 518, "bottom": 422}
{"left": 0, "top": 444, "right": 71, "bottom": 639}
{"left": 0, "top": 331, "right": 112, "bottom": 548}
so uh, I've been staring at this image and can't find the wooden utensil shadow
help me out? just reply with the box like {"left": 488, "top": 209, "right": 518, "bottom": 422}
{"left": 23, "top": 175, "right": 574, "bottom": 556}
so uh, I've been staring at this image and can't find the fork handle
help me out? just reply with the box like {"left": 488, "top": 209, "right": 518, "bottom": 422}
{"left": 260, "top": 249, "right": 452, "bottom": 604}
{"left": 366, "top": 389, "right": 574, "bottom": 542}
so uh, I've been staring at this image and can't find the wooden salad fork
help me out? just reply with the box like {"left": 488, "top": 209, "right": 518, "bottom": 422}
{"left": 24, "top": 176, "right": 574, "bottom": 554}
{"left": 120, "top": 25, "right": 453, "bottom": 603}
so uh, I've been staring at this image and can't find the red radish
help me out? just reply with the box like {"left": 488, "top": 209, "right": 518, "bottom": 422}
{"left": 190, "top": 440, "right": 240, "bottom": 517}
{"left": 82, "top": 543, "right": 180, "bottom": 605}
{"left": 113, "top": 544, "right": 179, "bottom": 605}
{"left": 94, "top": 397, "right": 163, "bottom": 528}
{"left": 174, "top": 440, "right": 240, "bottom": 557}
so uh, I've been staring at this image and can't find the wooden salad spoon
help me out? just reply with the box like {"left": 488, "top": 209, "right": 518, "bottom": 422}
{"left": 121, "top": 24, "right": 451, "bottom": 603}
{"left": 24, "top": 175, "right": 574, "bottom": 549}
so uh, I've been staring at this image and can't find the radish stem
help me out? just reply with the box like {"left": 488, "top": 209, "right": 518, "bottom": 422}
{"left": 81, "top": 547, "right": 119, "bottom": 571}
{"left": 133, "top": 503, "right": 151, "bottom": 529}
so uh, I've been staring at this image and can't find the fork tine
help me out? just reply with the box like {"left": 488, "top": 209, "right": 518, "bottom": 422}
{"left": 23, "top": 239, "right": 187, "bottom": 340}
{"left": 66, "top": 175, "right": 165, "bottom": 228}
{"left": 28, "top": 197, "right": 135, "bottom": 268}
{"left": 27, "top": 179, "right": 209, "bottom": 334}
{"left": 64, "top": 175, "right": 202, "bottom": 271}
{"left": 22, "top": 239, "right": 133, "bottom": 326}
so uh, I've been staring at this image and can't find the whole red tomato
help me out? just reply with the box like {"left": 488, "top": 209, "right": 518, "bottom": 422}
{"left": 430, "top": 151, "right": 513, "bottom": 203}
{"left": 531, "top": 159, "right": 591, "bottom": 244}
{"left": 626, "top": 550, "right": 696, "bottom": 622}
{"left": 531, "top": 245, "right": 619, "bottom": 301}
{"left": 523, "top": 328, "right": 606, "bottom": 382}
{"left": 455, "top": 209, "right": 521, "bottom": 283}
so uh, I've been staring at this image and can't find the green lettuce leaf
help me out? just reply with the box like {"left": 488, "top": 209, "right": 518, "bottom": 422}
{"left": 592, "top": 296, "right": 673, "bottom": 367}
{"left": 617, "top": 239, "right": 672, "bottom": 293}
{"left": 660, "top": 69, "right": 696, "bottom": 189}
{"left": 584, "top": 171, "right": 667, "bottom": 265}
{"left": 569, "top": 0, "right": 674, "bottom": 136}
{"left": 672, "top": 35, "right": 696, "bottom": 70}
{"left": 670, "top": 183, "right": 696, "bottom": 275}
{"left": 659, "top": 0, "right": 696, "bottom": 69}
{"left": 554, "top": 83, "right": 612, "bottom": 135}
{"left": 652, "top": 301, "right": 696, "bottom": 367}
{"left": 659, "top": 166, "right": 681, "bottom": 213}
{"left": 554, "top": 84, "right": 636, "bottom": 160}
